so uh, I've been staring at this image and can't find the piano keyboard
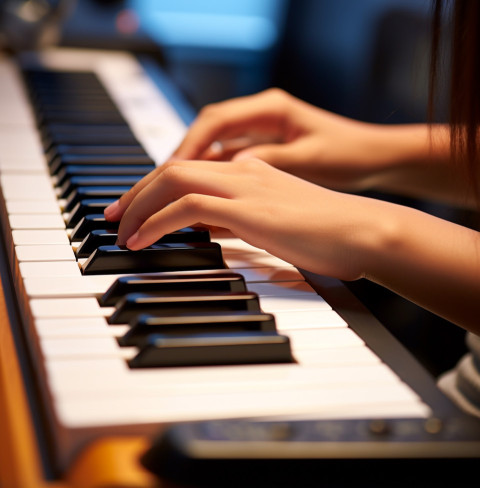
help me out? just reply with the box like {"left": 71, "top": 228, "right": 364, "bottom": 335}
{"left": 0, "top": 48, "right": 432, "bottom": 475}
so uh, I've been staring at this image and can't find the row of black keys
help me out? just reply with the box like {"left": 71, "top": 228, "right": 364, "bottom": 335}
{"left": 22, "top": 68, "right": 294, "bottom": 368}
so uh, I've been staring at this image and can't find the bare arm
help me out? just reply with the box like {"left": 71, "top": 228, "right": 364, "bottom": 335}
{"left": 171, "top": 89, "right": 470, "bottom": 207}
{"left": 105, "top": 158, "right": 480, "bottom": 334}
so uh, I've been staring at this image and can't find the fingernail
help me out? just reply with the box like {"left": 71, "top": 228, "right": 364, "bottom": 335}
{"left": 126, "top": 231, "right": 140, "bottom": 249}
{"left": 104, "top": 200, "right": 120, "bottom": 219}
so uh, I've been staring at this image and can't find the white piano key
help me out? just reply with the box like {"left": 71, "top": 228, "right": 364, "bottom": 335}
{"left": 9, "top": 214, "right": 65, "bottom": 230}
{"left": 327, "top": 401, "right": 431, "bottom": 420}
{"left": 226, "top": 253, "right": 293, "bottom": 269}
{"left": 1, "top": 174, "right": 57, "bottom": 200}
{"left": 29, "top": 297, "right": 114, "bottom": 319}
{"left": 213, "top": 238, "right": 265, "bottom": 254}
{"left": 23, "top": 275, "right": 121, "bottom": 298}
{"left": 273, "top": 401, "right": 431, "bottom": 421}
{"left": 0, "top": 129, "right": 43, "bottom": 156}
{"left": 7, "top": 200, "right": 61, "bottom": 214}
{"left": 41, "top": 336, "right": 128, "bottom": 359}
{"left": 53, "top": 382, "right": 426, "bottom": 427}
{"left": 248, "top": 281, "right": 317, "bottom": 297}
{"left": 47, "top": 361, "right": 403, "bottom": 397}
{"left": 19, "top": 261, "right": 81, "bottom": 278}
{"left": 40, "top": 327, "right": 362, "bottom": 363}
{"left": 287, "top": 328, "right": 364, "bottom": 350}
{"left": 274, "top": 309, "right": 346, "bottom": 330}
{"left": 44, "top": 345, "right": 380, "bottom": 387}
{"left": 259, "top": 294, "right": 331, "bottom": 312}
{"left": 37, "top": 316, "right": 108, "bottom": 335}
{"left": 36, "top": 317, "right": 128, "bottom": 339}
{"left": 0, "top": 158, "right": 47, "bottom": 173}
{"left": 16, "top": 245, "right": 76, "bottom": 262}
{"left": 238, "top": 267, "right": 304, "bottom": 283}
{"left": 12, "top": 230, "right": 70, "bottom": 246}
{"left": 0, "top": 59, "right": 35, "bottom": 124}
{"left": 296, "top": 346, "right": 381, "bottom": 366}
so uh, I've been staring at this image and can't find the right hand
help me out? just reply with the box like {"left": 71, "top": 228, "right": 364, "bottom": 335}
{"left": 171, "top": 88, "right": 395, "bottom": 191}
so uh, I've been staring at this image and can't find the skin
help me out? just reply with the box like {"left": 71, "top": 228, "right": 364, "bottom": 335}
{"left": 104, "top": 88, "right": 480, "bottom": 334}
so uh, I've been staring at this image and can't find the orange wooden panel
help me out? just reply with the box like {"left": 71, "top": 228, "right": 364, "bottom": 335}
{"left": 0, "top": 276, "right": 64, "bottom": 488}
{"left": 0, "top": 276, "right": 164, "bottom": 488}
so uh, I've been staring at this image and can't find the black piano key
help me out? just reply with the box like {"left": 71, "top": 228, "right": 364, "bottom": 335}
{"left": 100, "top": 270, "right": 245, "bottom": 306}
{"left": 23, "top": 69, "right": 106, "bottom": 88}
{"left": 45, "top": 132, "right": 140, "bottom": 148}
{"left": 108, "top": 291, "right": 260, "bottom": 325}
{"left": 32, "top": 98, "right": 112, "bottom": 112}
{"left": 36, "top": 99, "right": 118, "bottom": 111}
{"left": 66, "top": 198, "right": 117, "bottom": 228}
{"left": 64, "top": 186, "right": 132, "bottom": 212}
{"left": 38, "top": 109, "right": 126, "bottom": 125}
{"left": 55, "top": 164, "right": 154, "bottom": 186}
{"left": 36, "top": 100, "right": 118, "bottom": 113}
{"left": 32, "top": 92, "right": 113, "bottom": 104}
{"left": 50, "top": 154, "right": 155, "bottom": 174}
{"left": 43, "top": 123, "right": 135, "bottom": 137}
{"left": 59, "top": 175, "right": 143, "bottom": 199}
{"left": 118, "top": 311, "right": 277, "bottom": 347}
{"left": 46, "top": 144, "right": 147, "bottom": 164}
{"left": 110, "top": 291, "right": 260, "bottom": 325}
{"left": 70, "top": 215, "right": 119, "bottom": 241}
{"left": 75, "top": 229, "right": 118, "bottom": 256}
{"left": 76, "top": 226, "right": 211, "bottom": 258}
{"left": 127, "top": 332, "right": 293, "bottom": 368}
{"left": 52, "top": 144, "right": 147, "bottom": 155}
{"left": 82, "top": 243, "right": 225, "bottom": 276}
{"left": 42, "top": 126, "right": 139, "bottom": 149}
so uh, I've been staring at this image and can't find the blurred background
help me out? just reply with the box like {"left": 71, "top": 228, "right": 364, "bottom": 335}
{"left": 6, "top": 0, "right": 470, "bottom": 377}
{"left": 59, "top": 0, "right": 438, "bottom": 121}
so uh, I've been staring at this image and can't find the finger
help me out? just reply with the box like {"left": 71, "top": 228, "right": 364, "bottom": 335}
{"left": 201, "top": 137, "right": 255, "bottom": 161}
{"left": 232, "top": 140, "right": 309, "bottom": 167}
{"left": 116, "top": 162, "right": 241, "bottom": 245}
{"left": 104, "top": 158, "right": 233, "bottom": 222}
{"left": 125, "top": 194, "right": 236, "bottom": 250}
{"left": 172, "top": 94, "right": 287, "bottom": 160}
{"left": 104, "top": 165, "right": 163, "bottom": 221}
{"left": 201, "top": 135, "right": 285, "bottom": 161}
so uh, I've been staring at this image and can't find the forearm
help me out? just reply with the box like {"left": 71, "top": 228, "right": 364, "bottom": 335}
{"left": 358, "top": 123, "right": 476, "bottom": 207}
{"left": 106, "top": 156, "right": 480, "bottom": 333}
{"left": 356, "top": 197, "right": 480, "bottom": 333}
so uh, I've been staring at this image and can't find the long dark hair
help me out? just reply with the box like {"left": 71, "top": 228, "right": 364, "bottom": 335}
{"left": 431, "top": 0, "right": 480, "bottom": 205}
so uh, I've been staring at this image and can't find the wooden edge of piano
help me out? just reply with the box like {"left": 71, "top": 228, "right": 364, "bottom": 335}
{"left": 0, "top": 202, "right": 159, "bottom": 486}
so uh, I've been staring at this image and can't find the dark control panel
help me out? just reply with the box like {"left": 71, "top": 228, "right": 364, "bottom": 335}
{"left": 141, "top": 417, "right": 480, "bottom": 487}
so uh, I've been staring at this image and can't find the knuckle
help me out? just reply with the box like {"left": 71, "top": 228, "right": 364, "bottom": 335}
{"left": 238, "top": 157, "right": 268, "bottom": 173}
{"left": 263, "top": 87, "right": 291, "bottom": 113}
{"left": 161, "top": 162, "right": 187, "bottom": 184}
{"left": 179, "top": 193, "right": 205, "bottom": 211}
{"left": 198, "top": 103, "right": 220, "bottom": 119}
{"left": 264, "top": 87, "right": 288, "bottom": 101}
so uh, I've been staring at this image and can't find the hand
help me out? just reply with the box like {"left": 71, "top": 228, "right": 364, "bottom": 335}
{"left": 104, "top": 157, "right": 480, "bottom": 333}
{"left": 170, "top": 88, "right": 400, "bottom": 192}
{"left": 104, "top": 158, "right": 379, "bottom": 281}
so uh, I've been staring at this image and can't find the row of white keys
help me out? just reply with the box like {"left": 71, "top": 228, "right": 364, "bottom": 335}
{"left": 0, "top": 52, "right": 431, "bottom": 430}
{"left": 28, "top": 242, "right": 429, "bottom": 426}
